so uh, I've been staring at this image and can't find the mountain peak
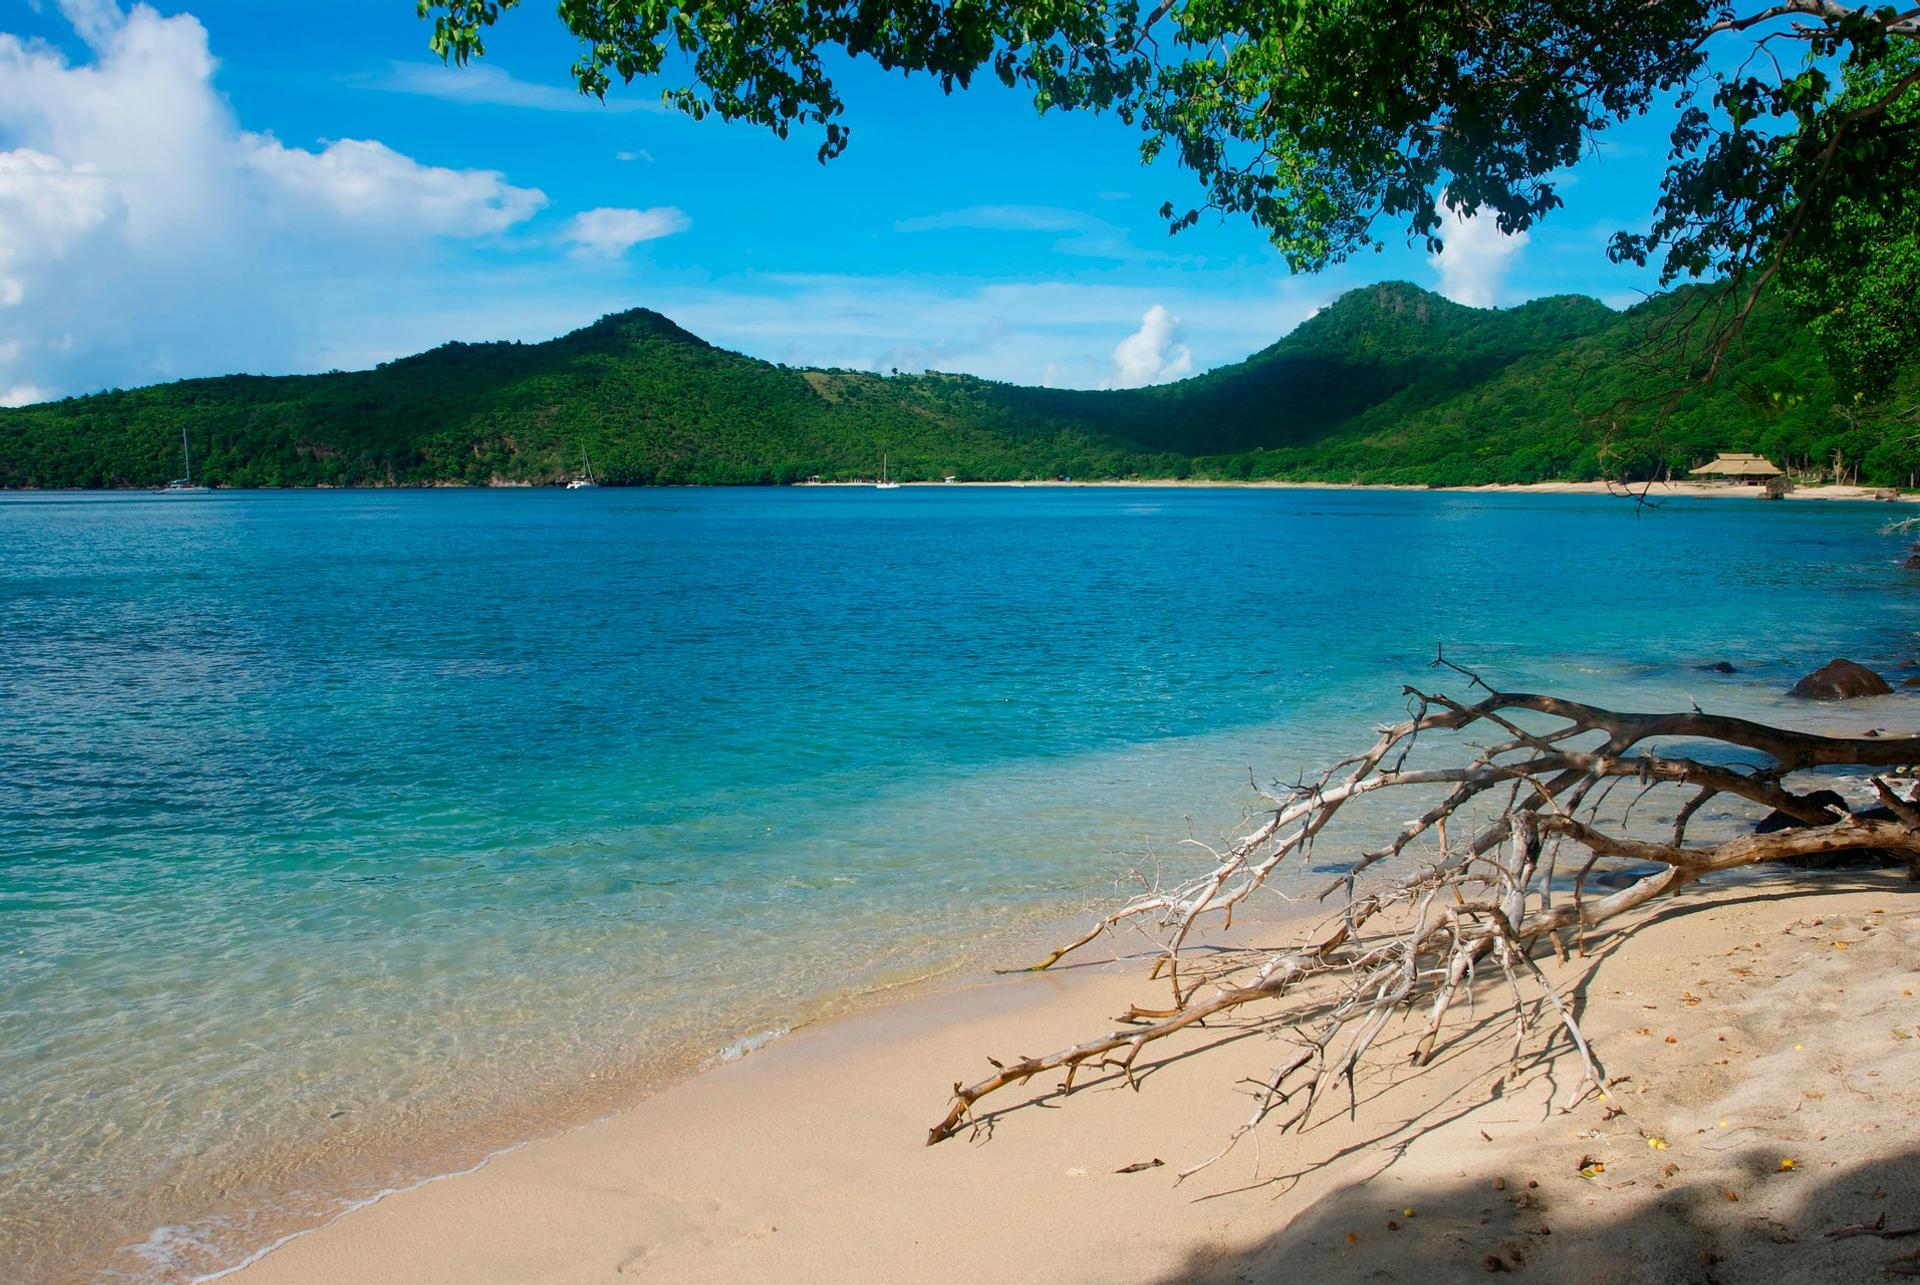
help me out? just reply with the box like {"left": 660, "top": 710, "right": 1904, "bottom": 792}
{"left": 564, "top": 308, "right": 713, "bottom": 352}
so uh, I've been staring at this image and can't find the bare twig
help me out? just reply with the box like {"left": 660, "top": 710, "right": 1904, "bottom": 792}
{"left": 928, "top": 681, "right": 1920, "bottom": 1153}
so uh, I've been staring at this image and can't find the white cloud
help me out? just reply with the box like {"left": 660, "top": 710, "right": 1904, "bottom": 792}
{"left": 616, "top": 148, "right": 654, "bottom": 163}
{"left": 0, "top": 3, "right": 554, "bottom": 397}
{"left": 57, "top": 0, "right": 124, "bottom": 49}
{"left": 1428, "top": 202, "right": 1530, "bottom": 308}
{"left": 0, "top": 149, "right": 115, "bottom": 307}
{"left": 561, "top": 206, "right": 690, "bottom": 259}
{"left": 1, "top": 382, "right": 53, "bottom": 407}
{"left": 1107, "top": 304, "right": 1193, "bottom": 388}
{"left": 376, "top": 60, "right": 657, "bottom": 114}
{"left": 243, "top": 137, "right": 543, "bottom": 235}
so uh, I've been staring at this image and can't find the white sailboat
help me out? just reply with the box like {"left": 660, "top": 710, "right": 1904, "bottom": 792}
{"left": 874, "top": 453, "right": 901, "bottom": 489}
{"left": 566, "top": 448, "right": 599, "bottom": 489}
{"left": 160, "top": 426, "right": 209, "bottom": 493}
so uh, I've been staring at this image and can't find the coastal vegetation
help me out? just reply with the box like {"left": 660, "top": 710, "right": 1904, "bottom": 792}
{"left": 3, "top": 281, "right": 1915, "bottom": 489}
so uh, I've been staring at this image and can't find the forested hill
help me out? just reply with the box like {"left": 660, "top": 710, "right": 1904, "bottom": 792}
{"left": 2, "top": 281, "right": 1914, "bottom": 488}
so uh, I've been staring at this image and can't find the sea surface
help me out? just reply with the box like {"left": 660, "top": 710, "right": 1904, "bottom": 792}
{"left": 3, "top": 486, "right": 1917, "bottom": 1282}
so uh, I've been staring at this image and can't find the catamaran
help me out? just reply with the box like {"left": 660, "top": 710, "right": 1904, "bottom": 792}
{"left": 874, "top": 453, "right": 900, "bottom": 489}
{"left": 566, "top": 448, "right": 599, "bottom": 489}
{"left": 160, "top": 426, "right": 209, "bottom": 493}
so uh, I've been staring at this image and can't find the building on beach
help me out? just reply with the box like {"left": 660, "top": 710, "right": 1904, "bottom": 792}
{"left": 1688, "top": 452, "right": 1784, "bottom": 482}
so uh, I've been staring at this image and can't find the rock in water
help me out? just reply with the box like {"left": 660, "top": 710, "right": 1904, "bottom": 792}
{"left": 1788, "top": 659, "right": 1892, "bottom": 699}
{"left": 1753, "top": 790, "right": 1850, "bottom": 833}
{"left": 1757, "top": 799, "right": 1917, "bottom": 873}
{"left": 1696, "top": 661, "right": 1738, "bottom": 674}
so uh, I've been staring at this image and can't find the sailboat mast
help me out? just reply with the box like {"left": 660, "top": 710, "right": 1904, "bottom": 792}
{"left": 182, "top": 425, "right": 191, "bottom": 485}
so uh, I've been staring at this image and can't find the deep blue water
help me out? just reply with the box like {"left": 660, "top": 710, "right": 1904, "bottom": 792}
{"left": 2, "top": 485, "right": 1916, "bottom": 1282}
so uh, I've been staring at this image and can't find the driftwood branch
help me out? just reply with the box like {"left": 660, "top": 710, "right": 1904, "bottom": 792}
{"left": 928, "top": 678, "right": 1920, "bottom": 1158}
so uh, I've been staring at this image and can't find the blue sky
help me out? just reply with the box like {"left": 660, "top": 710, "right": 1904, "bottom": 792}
{"left": 0, "top": 0, "right": 1684, "bottom": 403}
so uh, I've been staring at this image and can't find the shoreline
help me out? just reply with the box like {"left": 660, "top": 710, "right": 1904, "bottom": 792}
{"left": 73, "top": 695, "right": 1920, "bottom": 1284}
{"left": 222, "top": 869, "right": 1920, "bottom": 1284}
{"left": 802, "top": 478, "right": 1919, "bottom": 503}
{"left": 15, "top": 488, "right": 1917, "bottom": 1283}
{"left": 58, "top": 900, "right": 1131, "bottom": 1285}
{"left": 7, "top": 480, "right": 1916, "bottom": 502}
{"left": 61, "top": 890, "right": 1321, "bottom": 1285}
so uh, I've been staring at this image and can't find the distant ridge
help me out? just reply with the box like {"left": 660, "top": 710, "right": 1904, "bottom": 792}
{"left": 1, "top": 282, "right": 1910, "bottom": 488}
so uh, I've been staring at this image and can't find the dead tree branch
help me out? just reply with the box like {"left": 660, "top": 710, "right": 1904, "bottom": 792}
{"left": 928, "top": 681, "right": 1920, "bottom": 1157}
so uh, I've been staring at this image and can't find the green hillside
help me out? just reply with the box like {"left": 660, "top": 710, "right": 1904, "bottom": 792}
{"left": 1, "top": 281, "right": 1913, "bottom": 488}
{"left": 1191, "top": 285, "right": 1920, "bottom": 486}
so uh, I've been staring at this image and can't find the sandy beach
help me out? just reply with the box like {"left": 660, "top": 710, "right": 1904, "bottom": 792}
{"left": 1458, "top": 480, "right": 1919, "bottom": 505}
{"left": 226, "top": 869, "right": 1920, "bottom": 1284}
{"left": 807, "top": 478, "right": 1919, "bottom": 504}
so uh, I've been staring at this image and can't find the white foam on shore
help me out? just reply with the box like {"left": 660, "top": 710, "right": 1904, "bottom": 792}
{"left": 716, "top": 1024, "right": 792, "bottom": 1064}
{"left": 142, "top": 1142, "right": 529, "bottom": 1285}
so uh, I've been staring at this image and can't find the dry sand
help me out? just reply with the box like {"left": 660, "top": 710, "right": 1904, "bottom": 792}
{"left": 1457, "top": 480, "right": 1916, "bottom": 504}
{"left": 227, "top": 870, "right": 1920, "bottom": 1285}
{"left": 806, "top": 478, "right": 1917, "bottom": 503}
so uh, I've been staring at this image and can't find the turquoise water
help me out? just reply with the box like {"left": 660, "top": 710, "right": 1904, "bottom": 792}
{"left": 3, "top": 486, "right": 1916, "bottom": 1282}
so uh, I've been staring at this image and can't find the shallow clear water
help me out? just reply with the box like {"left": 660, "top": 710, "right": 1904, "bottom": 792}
{"left": 2, "top": 486, "right": 1916, "bottom": 1282}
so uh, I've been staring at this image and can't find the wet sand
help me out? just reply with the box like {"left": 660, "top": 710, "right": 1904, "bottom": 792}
{"left": 228, "top": 870, "right": 1920, "bottom": 1284}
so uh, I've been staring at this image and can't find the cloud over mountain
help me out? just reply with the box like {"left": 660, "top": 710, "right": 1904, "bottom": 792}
{"left": 562, "top": 206, "right": 691, "bottom": 259}
{"left": 0, "top": 1, "right": 549, "bottom": 400}
{"left": 1428, "top": 202, "right": 1530, "bottom": 309}
{"left": 1108, "top": 304, "right": 1194, "bottom": 387}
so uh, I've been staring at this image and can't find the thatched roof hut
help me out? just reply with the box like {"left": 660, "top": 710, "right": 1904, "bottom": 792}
{"left": 1689, "top": 452, "right": 1783, "bottom": 479}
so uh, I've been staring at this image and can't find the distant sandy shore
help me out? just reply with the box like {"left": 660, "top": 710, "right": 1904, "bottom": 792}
{"left": 809, "top": 478, "right": 1920, "bottom": 503}
{"left": 15, "top": 480, "right": 1914, "bottom": 502}
{"left": 229, "top": 869, "right": 1920, "bottom": 1285}
{"left": 1460, "top": 480, "right": 1918, "bottom": 504}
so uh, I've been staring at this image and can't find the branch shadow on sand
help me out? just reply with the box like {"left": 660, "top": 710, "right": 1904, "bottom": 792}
{"left": 1144, "top": 873, "right": 1919, "bottom": 1284}
{"left": 1155, "top": 1142, "right": 1920, "bottom": 1285}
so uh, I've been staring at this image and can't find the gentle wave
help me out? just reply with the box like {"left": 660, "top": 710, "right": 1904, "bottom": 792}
{"left": 3, "top": 486, "right": 1915, "bottom": 1283}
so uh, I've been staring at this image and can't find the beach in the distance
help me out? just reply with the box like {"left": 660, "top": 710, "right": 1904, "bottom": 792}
{"left": 800, "top": 478, "right": 1920, "bottom": 503}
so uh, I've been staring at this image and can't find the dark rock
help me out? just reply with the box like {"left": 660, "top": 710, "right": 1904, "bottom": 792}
{"left": 1787, "top": 658, "right": 1892, "bottom": 700}
{"left": 1904, "top": 676, "right": 1920, "bottom": 688}
{"left": 1754, "top": 791, "right": 1850, "bottom": 833}
{"left": 1905, "top": 554, "right": 1920, "bottom": 569}
{"left": 1696, "top": 661, "right": 1739, "bottom": 674}
{"left": 1783, "top": 848, "right": 1911, "bottom": 872}
{"left": 1757, "top": 798, "right": 1916, "bottom": 872}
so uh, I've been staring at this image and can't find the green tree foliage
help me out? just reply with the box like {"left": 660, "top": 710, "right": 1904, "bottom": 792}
{"left": 1773, "top": 42, "right": 1920, "bottom": 400}
{"left": 419, "top": 1, "right": 1917, "bottom": 387}
{"left": 4, "top": 282, "right": 1914, "bottom": 488}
